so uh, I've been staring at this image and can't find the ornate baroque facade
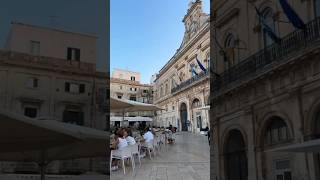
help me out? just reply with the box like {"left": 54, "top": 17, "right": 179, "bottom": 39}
{"left": 153, "top": 0, "right": 210, "bottom": 133}
{"left": 211, "top": 0, "right": 320, "bottom": 180}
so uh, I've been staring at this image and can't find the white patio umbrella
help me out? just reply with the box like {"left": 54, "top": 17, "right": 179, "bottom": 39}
{"left": 0, "top": 110, "right": 108, "bottom": 180}
{"left": 269, "top": 139, "right": 320, "bottom": 153}
{"left": 110, "top": 97, "right": 162, "bottom": 124}
{"left": 124, "top": 100, "right": 163, "bottom": 112}
{"left": 110, "top": 97, "right": 133, "bottom": 111}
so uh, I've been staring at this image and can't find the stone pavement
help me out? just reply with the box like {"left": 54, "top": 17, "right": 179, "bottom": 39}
{"left": 110, "top": 132, "right": 210, "bottom": 180}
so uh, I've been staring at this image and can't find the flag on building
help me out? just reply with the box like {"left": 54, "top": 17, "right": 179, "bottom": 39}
{"left": 279, "top": 0, "right": 305, "bottom": 29}
{"left": 190, "top": 64, "right": 198, "bottom": 76}
{"left": 196, "top": 56, "right": 207, "bottom": 73}
{"left": 254, "top": 6, "right": 281, "bottom": 44}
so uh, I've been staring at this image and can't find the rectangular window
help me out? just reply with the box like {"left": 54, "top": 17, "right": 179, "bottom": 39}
{"left": 30, "top": 41, "right": 40, "bottom": 55}
{"left": 79, "top": 84, "right": 85, "bottom": 93}
{"left": 131, "top": 76, "right": 136, "bottom": 81}
{"left": 70, "top": 83, "right": 79, "bottom": 93}
{"left": 63, "top": 110, "right": 84, "bottom": 125}
{"left": 26, "top": 77, "right": 38, "bottom": 88}
{"left": 24, "top": 107, "right": 37, "bottom": 118}
{"left": 130, "top": 96, "right": 136, "bottom": 101}
{"left": 65, "top": 82, "right": 85, "bottom": 94}
{"left": 67, "top": 47, "right": 80, "bottom": 61}
{"left": 274, "top": 159, "right": 292, "bottom": 180}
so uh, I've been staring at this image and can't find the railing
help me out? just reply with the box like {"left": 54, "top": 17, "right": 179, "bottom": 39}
{"left": 171, "top": 70, "right": 209, "bottom": 94}
{"left": 213, "top": 17, "right": 320, "bottom": 93}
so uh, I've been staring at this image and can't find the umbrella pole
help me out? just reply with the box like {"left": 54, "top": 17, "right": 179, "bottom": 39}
{"left": 39, "top": 149, "right": 47, "bottom": 180}
{"left": 40, "top": 163, "right": 47, "bottom": 180}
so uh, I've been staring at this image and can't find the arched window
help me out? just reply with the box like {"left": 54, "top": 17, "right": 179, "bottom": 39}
{"left": 165, "top": 83, "right": 168, "bottom": 95}
{"left": 314, "top": 109, "right": 320, "bottom": 138}
{"left": 192, "top": 98, "right": 201, "bottom": 108}
{"left": 205, "top": 52, "right": 210, "bottom": 70}
{"left": 224, "top": 34, "right": 236, "bottom": 70}
{"left": 264, "top": 117, "right": 290, "bottom": 146}
{"left": 262, "top": 7, "right": 276, "bottom": 47}
{"left": 160, "top": 86, "right": 163, "bottom": 97}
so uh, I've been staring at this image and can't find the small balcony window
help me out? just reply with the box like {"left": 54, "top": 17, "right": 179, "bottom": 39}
{"left": 26, "top": 77, "right": 38, "bottom": 88}
{"left": 30, "top": 41, "right": 40, "bottom": 55}
{"left": 67, "top": 47, "right": 80, "bottom": 61}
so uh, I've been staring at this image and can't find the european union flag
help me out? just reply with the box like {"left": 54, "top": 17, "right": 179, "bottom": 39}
{"left": 279, "top": 0, "right": 306, "bottom": 29}
{"left": 190, "top": 64, "right": 198, "bottom": 76}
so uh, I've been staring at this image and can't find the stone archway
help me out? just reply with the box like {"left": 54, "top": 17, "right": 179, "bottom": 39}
{"left": 312, "top": 107, "right": 320, "bottom": 179}
{"left": 180, "top": 103, "right": 188, "bottom": 131}
{"left": 224, "top": 129, "right": 248, "bottom": 180}
{"left": 192, "top": 98, "right": 202, "bottom": 131}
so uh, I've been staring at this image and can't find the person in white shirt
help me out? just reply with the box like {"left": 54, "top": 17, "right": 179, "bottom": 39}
{"left": 111, "top": 129, "right": 128, "bottom": 171}
{"left": 143, "top": 128, "right": 154, "bottom": 143}
{"left": 124, "top": 128, "right": 136, "bottom": 145}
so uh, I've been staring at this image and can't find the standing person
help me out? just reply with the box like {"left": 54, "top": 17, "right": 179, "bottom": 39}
{"left": 206, "top": 126, "right": 210, "bottom": 145}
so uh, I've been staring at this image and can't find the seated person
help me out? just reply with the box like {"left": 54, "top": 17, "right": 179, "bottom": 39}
{"left": 111, "top": 129, "right": 128, "bottom": 171}
{"left": 143, "top": 127, "right": 154, "bottom": 143}
{"left": 124, "top": 128, "right": 136, "bottom": 145}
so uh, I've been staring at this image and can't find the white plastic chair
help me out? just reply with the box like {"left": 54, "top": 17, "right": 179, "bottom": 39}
{"left": 110, "top": 147, "right": 135, "bottom": 174}
{"left": 141, "top": 141, "right": 155, "bottom": 160}
{"left": 129, "top": 143, "right": 141, "bottom": 167}
{"left": 153, "top": 137, "right": 160, "bottom": 153}
{"left": 159, "top": 133, "right": 167, "bottom": 150}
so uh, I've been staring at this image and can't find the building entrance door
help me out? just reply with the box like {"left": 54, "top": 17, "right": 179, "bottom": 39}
{"left": 180, "top": 103, "right": 188, "bottom": 131}
{"left": 224, "top": 129, "right": 248, "bottom": 180}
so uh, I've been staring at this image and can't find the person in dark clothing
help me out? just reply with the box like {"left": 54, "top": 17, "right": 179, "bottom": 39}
{"left": 205, "top": 126, "right": 210, "bottom": 145}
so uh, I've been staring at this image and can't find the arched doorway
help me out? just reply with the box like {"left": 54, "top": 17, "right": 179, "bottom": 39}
{"left": 262, "top": 116, "right": 292, "bottom": 180}
{"left": 313, "top": 109, "right": 320, "bottom": 179}
{"left": 224, "top": 129, "right": 248, "bottom": 180}
{"left": 180, "top": 103, "right": 188, "bottom": 131}
{"left": 192, "top": 98, "right": 202, "bottom": 131}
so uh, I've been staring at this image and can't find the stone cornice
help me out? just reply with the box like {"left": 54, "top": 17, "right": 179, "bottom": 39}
{"left": 0, "top": 50, "right": 108, "bottom": 79}
{"left": 111, "top": 78, "right": 152, "bottom": 87}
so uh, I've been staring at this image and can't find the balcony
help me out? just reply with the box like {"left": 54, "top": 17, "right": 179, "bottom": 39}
{"left": 171, "top": 70, "right": 209, "bottom": 94}
{"left": 213, "top": 17, "right": 320, "bottom": 94}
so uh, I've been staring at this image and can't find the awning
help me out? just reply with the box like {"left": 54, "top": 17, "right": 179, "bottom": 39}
{"left": 111, "top": 116, "right": 153, "bottom": 122}
{"left": 110, "top": 97, "right": 163, "bottom": 112}
{"left": 196, "top": 105, "right": 210, "bottom": 111}
{"left": 268, "top": 139, "right": 320, "bottom": 153}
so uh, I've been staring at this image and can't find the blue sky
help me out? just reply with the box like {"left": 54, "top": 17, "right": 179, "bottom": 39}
{"left": 111, "top": 0, "right": 210, "bottom": 84}
{"left": 0, "top": 0, "right": 107, "bottom": 72}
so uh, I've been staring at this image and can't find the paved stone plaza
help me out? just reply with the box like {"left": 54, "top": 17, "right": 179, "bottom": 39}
{"left": 110, "top": 132, "right": 210, "bottom": 180}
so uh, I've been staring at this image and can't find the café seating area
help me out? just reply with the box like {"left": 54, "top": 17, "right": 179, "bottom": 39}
{"left": 109, "top": 127, "right": 176, "bottom": 175}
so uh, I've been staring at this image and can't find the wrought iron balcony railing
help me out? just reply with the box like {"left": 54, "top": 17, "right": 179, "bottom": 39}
{"left": 171, "top": 70, "right": 209, "bottom": 94}
{"left": 213, "top": 17, "right": 320, "bottom": 93}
